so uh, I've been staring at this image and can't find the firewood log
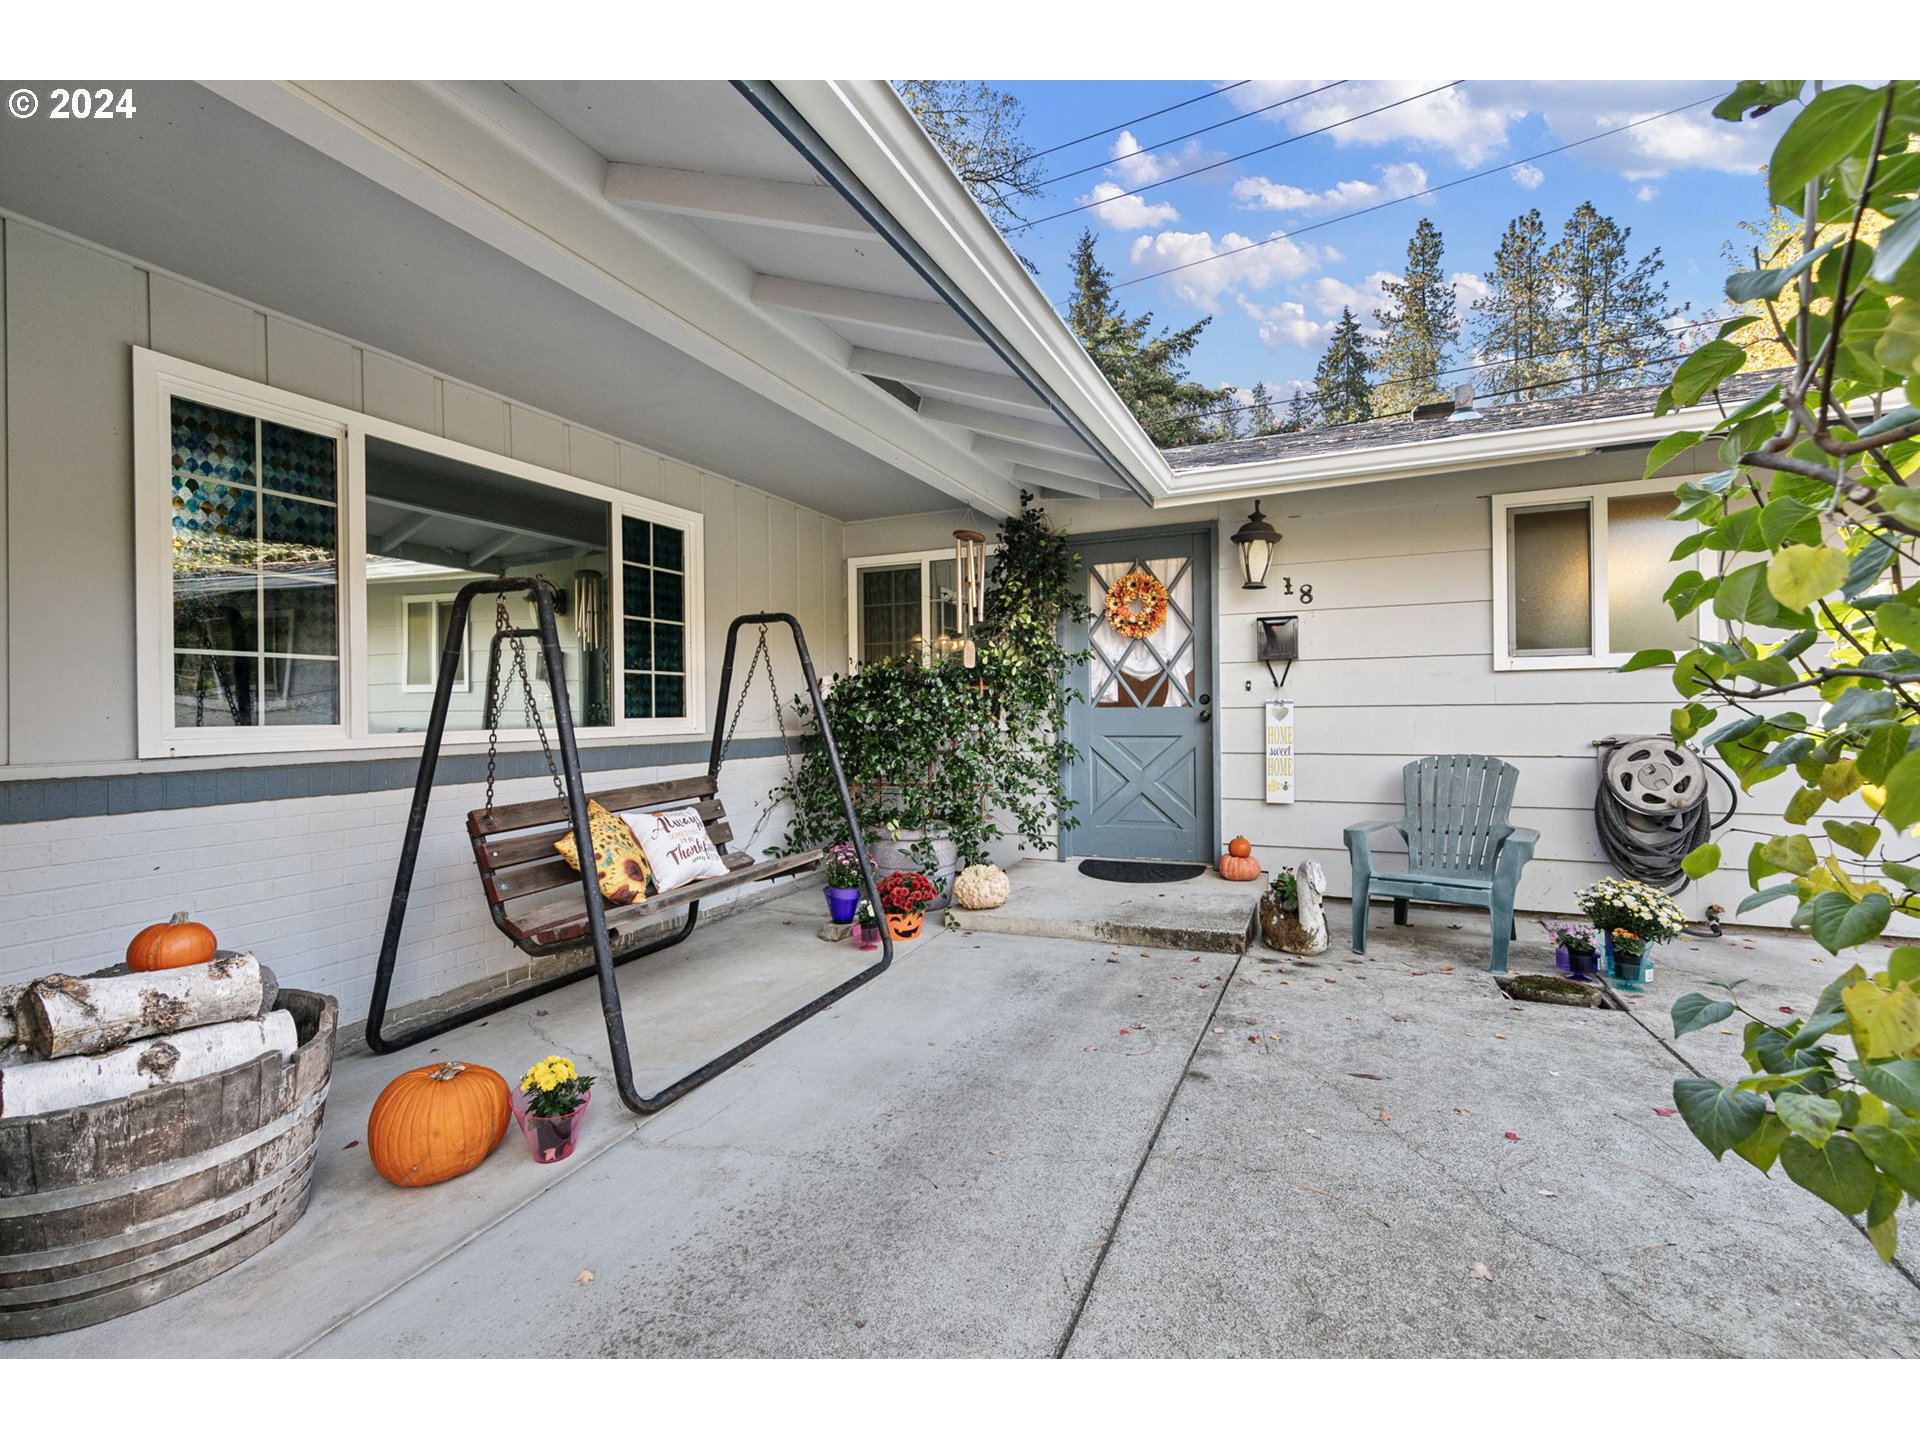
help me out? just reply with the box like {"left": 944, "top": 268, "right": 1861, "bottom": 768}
{"left": 0, "top": 984, "right": 21, "bottom": 1048}
{"left": 14, "top": 954, "right": 270, "bottom": 1060}
{"left": 0, "top": 1010, "right": 298, "bottom": 1118}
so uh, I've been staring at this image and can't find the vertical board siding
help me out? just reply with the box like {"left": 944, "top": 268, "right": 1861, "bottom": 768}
{"left": 361, "top": 351, "right": 438, "bottom": 431}
{"left": 0, "top": 221, "right": 7, "bottom": 766}
{"left": 148, "top": 275, "right": 267, "bottom": 381}
{"left": 264, "top": 316, "right": 359, "bottom": 408}
{"left": 4, "top": 224, "right": 148, "bottom": 765}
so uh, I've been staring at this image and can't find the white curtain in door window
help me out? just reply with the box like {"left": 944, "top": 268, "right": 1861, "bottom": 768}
{"left": 1090, "top": 559, "right": 1193, "bottom": 704}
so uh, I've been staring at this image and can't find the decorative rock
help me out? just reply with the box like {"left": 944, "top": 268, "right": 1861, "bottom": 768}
{"left": 1258, "top": 860, "right": 1329, "bottom": 956}
{"left": 952, "top": 863, "right": 1011, "bottom": 911}
{"left": 818, "top": 921, "right": 853, "bottom": 942}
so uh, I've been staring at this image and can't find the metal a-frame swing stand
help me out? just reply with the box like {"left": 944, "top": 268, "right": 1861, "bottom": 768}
{"left": 365, "top": 575, "right": 892, "bottom": 1114}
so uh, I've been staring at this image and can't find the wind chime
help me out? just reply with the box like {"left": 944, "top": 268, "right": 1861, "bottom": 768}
{"left": 572, "top": 570, "right": 609, "bottom": 727}
{"left": 952, "top": 528, "right": 985, "bottom": 669}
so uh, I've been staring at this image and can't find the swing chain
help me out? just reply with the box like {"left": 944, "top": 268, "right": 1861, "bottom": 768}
{"left": 719, "top": 625, "right": 809, "bottom": 851}
{"left": 483, "top": 591, "right": 567, "bottom": 819}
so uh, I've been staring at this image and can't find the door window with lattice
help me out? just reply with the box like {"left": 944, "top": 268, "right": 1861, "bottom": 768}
{"left": 1089, "top": 555, "right": 1195, "bottom": 708}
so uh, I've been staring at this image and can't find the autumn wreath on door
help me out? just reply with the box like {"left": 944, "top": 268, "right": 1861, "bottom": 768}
{"left": 1105, "top": 570, "right": 1169, "bottom": 640}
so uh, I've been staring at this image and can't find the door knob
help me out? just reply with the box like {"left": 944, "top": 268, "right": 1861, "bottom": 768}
{"left": 1199, "top": 708, "right": 1212, "bottom": 722}
{"left": 1198, "top": 693, "right": 1212, "bottom": 705}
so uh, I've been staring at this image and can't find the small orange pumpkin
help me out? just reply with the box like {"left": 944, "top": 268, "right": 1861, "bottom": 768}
{"left": 367, "top": 1060, "right": 511, "bottom": 1187}
{"left": 1227, "top": 836, "right": 1253, "bottom": 859}
{"left": 1218, "top": 853, "right": 1262, "bottom": 882}
{"left": 126, "top": 911, "right": 219, "bottom": 972}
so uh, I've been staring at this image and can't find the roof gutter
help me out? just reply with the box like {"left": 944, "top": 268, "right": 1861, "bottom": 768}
{"left": 750, "top": 80, "right": 1176, "bottom": 505}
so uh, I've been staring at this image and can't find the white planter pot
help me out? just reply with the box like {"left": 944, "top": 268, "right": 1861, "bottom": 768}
{"left": 870, "top": 832, "right": 960, "bottom": 911}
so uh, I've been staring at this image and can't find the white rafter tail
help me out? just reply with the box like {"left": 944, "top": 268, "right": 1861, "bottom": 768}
{"left": 972, "top": 436, "right": 1126, "bottom": 489}
{"left": 849, "top": 349, "right": 1053, "bottom": 412}
{"left": 752, "top": 276, "right": 985, "bottom": 346}
{"left": 602, "top": 163, "right": 874, "bottom": 239}
{"left": 916, "top": 399, "right": 1088, "bottom": 455}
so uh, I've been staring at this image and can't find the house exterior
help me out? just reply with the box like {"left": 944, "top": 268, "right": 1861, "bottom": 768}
{"left": 0, "top": 79, "right": 1801, "bottom": 1033}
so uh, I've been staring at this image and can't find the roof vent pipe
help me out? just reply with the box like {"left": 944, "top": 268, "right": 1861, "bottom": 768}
{"left": 1447, "top": 383, "right": 1485, "bottom": 422}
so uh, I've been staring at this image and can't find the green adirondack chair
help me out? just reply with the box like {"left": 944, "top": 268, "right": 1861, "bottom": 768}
{"left": 1344, "top": 754, "right": 1539, "bottom": 973}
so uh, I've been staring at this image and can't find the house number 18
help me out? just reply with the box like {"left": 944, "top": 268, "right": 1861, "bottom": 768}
{"left": 1278, "top": 578, "right": 1314, "bottom": 604}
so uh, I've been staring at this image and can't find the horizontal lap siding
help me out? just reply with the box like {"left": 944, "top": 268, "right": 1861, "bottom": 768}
{"left": 0, "top": 222, "right": 848, "bottom": 1014}
{"left": 845, "top": 448, "right": 1865, "bottom": 931}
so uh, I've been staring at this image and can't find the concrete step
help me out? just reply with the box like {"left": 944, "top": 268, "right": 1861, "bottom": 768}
{"left": 954, "top": 859, "right": 1259, "bottom": 955}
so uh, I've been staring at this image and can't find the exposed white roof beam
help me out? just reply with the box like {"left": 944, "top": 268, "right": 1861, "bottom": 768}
{"left": 376, "top": 513, "right": 435, "bottom": 551}
{"left": 752, "top": 275, "right": 984, "bottom": 346}
{"left": 602, "top": 162, "right": 874, "bottom": 239}
{"left": 971, "top": 436, "right": 1124, "bottom": 488}
{"left": 850, "top": 348, "right": 1051, "bottom": 412}
{"left": 1009, "top": 465, "right": 1110, "bottom": 499}
{"left": 917, "top": 398, "right": 1088, "bottom": 456}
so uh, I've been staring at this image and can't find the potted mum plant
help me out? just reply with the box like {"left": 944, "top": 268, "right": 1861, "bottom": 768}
{"left": 513, "top": 1054, "right": 596, "bottom": 1164}
{"left": 1574, "top": 877, "right": 1687, "bottom": 988}
{"left": 877, "top": 869, "right": 938, "bottom": 941}
{"left": 822, "top": 841, "right": 870, "bottom": 925}
{"left": 852, "top": 898, "right": 883, "bottom": 951}
{"left": 1541, "top": 920, "right": 1600, "bottom": 980}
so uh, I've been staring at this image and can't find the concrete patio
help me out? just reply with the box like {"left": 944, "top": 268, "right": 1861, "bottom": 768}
{"left": 9, "top": 863, "right": 1920, "bottom": 1358}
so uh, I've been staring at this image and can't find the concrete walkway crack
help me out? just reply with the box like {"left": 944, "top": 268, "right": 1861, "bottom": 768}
{"left": 1051, "top": 947, "right": 1246, "bottom": 1359}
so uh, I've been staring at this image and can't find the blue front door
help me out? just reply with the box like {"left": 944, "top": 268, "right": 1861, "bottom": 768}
{"left": 1064, "top": 531, "right": 1214, "bottom": 863}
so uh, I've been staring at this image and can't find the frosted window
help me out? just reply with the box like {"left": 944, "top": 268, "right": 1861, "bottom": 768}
{"left": 1510, "top": 504, "right": 1592, "bottom": 654}
{"left": 1608, "top": 493, "right": 1694, "bottom": 654}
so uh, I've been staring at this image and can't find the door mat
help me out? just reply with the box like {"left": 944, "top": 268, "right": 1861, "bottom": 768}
{"left": 1077, "top": 859, "right": 1207, "bottom": 884}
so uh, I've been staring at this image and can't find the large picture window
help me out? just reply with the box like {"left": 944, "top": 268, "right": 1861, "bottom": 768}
{"left": 1490, "top": 478, "right": 1710, "bottom": 671}
{"left": 137, "top": 350, "right": 701, "bottom": 757}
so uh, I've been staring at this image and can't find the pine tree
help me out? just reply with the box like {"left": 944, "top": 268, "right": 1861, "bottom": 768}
{"left": 1064, "top": 230, "right": 1229, "bottom": 448}
{"left": 1370, "top": 217, "right": 1459, "bottom": 415}
{"left": 1284, "top": 387, "right": 1317, "bottom": 432}
{"left": 1471, "top": 209, "right": 1567, "bottom": 402}
{"left": 1213, "top": 400, "right": 1242, "bottom": 442}
{"left": 1247, "top": 382, "right": 1276, "bottom": 436}
{"left": 1549, "top": 202, "right": 1672, "bottom": 392}
{"left": 1313, "top": 308, "right": 1373, "bottom": 426}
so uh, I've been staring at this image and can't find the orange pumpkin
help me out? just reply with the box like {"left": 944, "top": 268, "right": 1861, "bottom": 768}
{"left": 367, "top": 1060, "right": 511, "bottom": 1187}
{"left": 1227, "top": 836, "right": 1253, "bottom": 859}
{"left": 126, "top": 911, "right": 219, "bottom": 972}
{"left": 1218, "top": 853, "right": 1262, "bottom": 882}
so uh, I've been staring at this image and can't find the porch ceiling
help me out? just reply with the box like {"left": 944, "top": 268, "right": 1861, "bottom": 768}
{"left": 0, "top": 81, "right": 1135, "bottom": 519}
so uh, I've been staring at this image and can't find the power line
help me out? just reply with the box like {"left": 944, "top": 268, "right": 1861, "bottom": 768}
{"left": 1039, "top": 81, "right": 1350, "bottom": 189}
{"left": 1117, "top": 92, "right": 1724, "bottom": 289}
{"left": 1027, "top": 81, "right": 1254, "bottom": 162}
{"left": 1014, "top": 81, "right": 1462, "bottom": 234}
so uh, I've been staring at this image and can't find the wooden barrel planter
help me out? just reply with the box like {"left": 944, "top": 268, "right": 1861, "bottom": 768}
{"left": 0, "top": 989, "right": 336, "bottom": 1339}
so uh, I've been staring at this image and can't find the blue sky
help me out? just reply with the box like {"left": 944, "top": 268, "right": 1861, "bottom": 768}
{"left": 989, "top": 80, "right": 1798, "bottom": 407}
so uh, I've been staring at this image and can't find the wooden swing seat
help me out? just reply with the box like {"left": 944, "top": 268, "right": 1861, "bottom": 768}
{"left": 469, "top": 773, "right": 824, "bottom": 957}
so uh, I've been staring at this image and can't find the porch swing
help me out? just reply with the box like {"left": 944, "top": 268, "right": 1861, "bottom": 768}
{"left": 366, "top": 575, "right": 891, "bottom": 1114}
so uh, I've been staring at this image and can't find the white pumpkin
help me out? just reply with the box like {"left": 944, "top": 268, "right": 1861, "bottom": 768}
{"left": 952, "top": 863, "right": 1011, "bottom": 911}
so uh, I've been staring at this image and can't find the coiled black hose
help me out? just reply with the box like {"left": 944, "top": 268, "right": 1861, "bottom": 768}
{"left": 1592, "top": 737, "right": 1739, "bottom": 893}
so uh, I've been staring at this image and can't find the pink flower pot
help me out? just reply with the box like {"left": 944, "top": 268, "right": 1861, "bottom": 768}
{"left": 511, "top": 1087, "right": 590, "bottom": 1164}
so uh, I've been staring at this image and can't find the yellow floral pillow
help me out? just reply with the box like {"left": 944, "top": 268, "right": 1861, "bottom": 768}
{"left": 553, "top": 801, "right": 653, "bottom": 906}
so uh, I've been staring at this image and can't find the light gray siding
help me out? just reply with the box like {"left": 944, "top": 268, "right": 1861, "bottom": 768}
{"left": 844, "top": 448, "right": 1815, "bottom": 927}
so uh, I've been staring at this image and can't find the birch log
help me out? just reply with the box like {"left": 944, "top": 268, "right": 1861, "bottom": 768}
{"left": 14, "top": 953, "right": 269, "bottom": 1060}
{"left": 0, "top": 984, "right": 22, "bottom": 1048}
{"left": 0, "top": 1010, "right": 298, "bottom": 1118}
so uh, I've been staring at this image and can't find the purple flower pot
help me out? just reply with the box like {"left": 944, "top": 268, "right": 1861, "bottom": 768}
{"left": 825, "top": 886, "right": 860, "bottom": 924}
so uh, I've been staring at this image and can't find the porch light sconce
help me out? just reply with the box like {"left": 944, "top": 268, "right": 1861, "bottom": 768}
{"left": 1256, "top": 615, "right": 1299, "bottom": 690}
{"left": 1231, "top": 501, "right": 1281, "bottom": 589}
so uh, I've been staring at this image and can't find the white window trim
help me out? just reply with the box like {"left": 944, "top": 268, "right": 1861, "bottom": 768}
{"left": 1490, "top": 474, "right": 1723, "bottom": 672}
{"left": 401, "top": 596, "right": 470, "bottom": 694}
{"left": 845, "top": 547, "right": 983, "bottom": 667}
{"left": 134, "top": 348, "right": 705, "bottom": 758}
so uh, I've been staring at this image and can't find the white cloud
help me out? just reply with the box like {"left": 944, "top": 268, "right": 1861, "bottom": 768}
{"left": 1636, "top": 184, "right": 1660, "bottom": 202}
{"left": 1450, "top": 270, "right": 1491, "bottom": 311}
{"left": 1237, "top": 296, "right": 1335, "bottom": 351}
{"left": 1232, "top": 161, "right": 1429, "bottom": 215}
{"left": 1105, "top": 129, "right": 1221, "bottom": 187}
{"left": 1077, "top": 181, "right": 1180, "bottom": 231}
{"left": 1509, "top": 162, "right": 1545, "bottom": 190}
{"left": 1128, "top": 229, "right": 1324, "bottom": 306}
{"left": 1306, "top": 270, "right": 1396, "bottom": 324}
{"left": 1228, "top": 79, "right": 1521, "bottom": 166}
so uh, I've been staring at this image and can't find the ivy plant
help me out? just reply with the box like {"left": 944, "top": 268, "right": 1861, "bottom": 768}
{"left": 774, "top": 494, "right": 1091, "bottom": 868}
{"left": 1632, "top": 80, "right": 1920, "bottom": 1256}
